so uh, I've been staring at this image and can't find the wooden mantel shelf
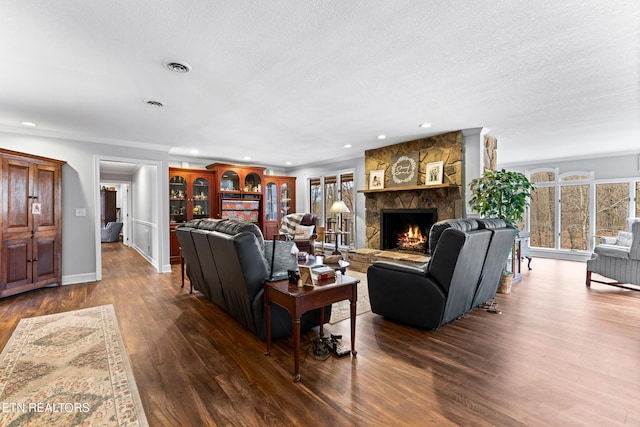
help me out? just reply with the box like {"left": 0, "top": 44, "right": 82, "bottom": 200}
{"left": 358, "top": 183, "right": 458, "bottom": 194}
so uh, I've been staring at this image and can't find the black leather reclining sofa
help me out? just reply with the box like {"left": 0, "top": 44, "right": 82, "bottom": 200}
{"left": 176, "top": 218, "right": 329, "bottom": 339}
{"left": 367, "top": 218, "right": 516, "bottom": 329}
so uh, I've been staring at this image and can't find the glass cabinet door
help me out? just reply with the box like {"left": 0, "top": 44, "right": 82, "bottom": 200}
{"left": 192, "top": 177, "right": 209, "bottom": 219}
{"left": 244, "top": 172, "right": 262, "bottom": 193}
{"left": 265, "top": 182, "right": 277, "bottom": 221}
{"left": 281, "top": 182, "right": 291, "bottom": 217}
{"left": 220, "top": 170, "right": 240, "bottom": 191}
{"left": 169, "top": 175, "right": 187, "bottom": 223}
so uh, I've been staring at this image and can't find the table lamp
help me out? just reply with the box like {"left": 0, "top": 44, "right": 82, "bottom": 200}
{"left": 329, "top": 200, "right": 350, "bottom": 255}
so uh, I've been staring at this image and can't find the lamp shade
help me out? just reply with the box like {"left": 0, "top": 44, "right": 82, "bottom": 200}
{"left": 329, "top": 200, "right": 350, "bottom": 213}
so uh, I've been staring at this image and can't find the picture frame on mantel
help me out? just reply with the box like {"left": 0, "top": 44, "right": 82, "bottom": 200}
{"left": 369, "top": 170, "right": 384, "bottom": 189}
{"left": 425, "top": 161, "right": 444, "bottom": 186}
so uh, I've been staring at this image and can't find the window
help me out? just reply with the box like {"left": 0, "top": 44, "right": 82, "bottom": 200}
{"left": 309, "top": 178, "right": 322, "bottom": 219}
{"left": 636, "top": 182, "right": 640, "bottom": 218}
{"left": 595, "top": 182, "right": 629, "bottom": 237}
{"left": 529, "top": 170, "right": 556, "bottom": 248}
{"left": 341, "top": 173, "right": 354, "bottom": 246}
{"left": 527, "top": 168, "right": 637, "bottom": 254}
{"left": 308, "top": 172, "right": 355, "bottom": 248}
{"left": 530, "top": 186, "right": 556, "bottom": 248}
{"left": 560, "top": 183, "right": 589, "bottom": 250}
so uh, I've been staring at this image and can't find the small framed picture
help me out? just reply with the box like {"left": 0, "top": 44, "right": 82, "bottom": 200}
{"left": 369, "top": 170, "right": 384, "bottom": 190}
{"left": 297, "top": 265, "right": 314, "bottom": 287}
{"left": 425, "top": 161, "right": 444, "bottom": 186}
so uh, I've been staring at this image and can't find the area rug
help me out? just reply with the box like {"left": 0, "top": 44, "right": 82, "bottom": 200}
{"left": 0, "top": 305, "right": 148, "bottom": 427}
{"left": 329, "top": 270, "right": 371, "bottom": 324}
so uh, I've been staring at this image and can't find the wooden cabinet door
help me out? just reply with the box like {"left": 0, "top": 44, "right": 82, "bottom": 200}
{"left": 1, "top": 236, "right": 33, "bottom": 293}
{"left": 1, "top": 156, "right": 31, "bottom": 234}
{"left": 32, "top": 163, "right": 60, "bottom": 233}
{"left": 33, "top": 233, "right": 59, "bottom": 283}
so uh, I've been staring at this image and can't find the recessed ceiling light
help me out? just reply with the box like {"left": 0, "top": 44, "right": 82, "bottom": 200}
{"left": 190, "top": 149, "right": 199, "bottom": 155}
{"left": 344, "top": 144, "right": 352, "bottom": 148}
{"left": 163, "top": 60, "right": 192, "bottom": 73}
{"left": 285, "top": 162, "right": 292, "bottom": 166}
{"left": 419, "top": 123, "right": 432, "bottom": 128}
{"left": 377, "top": 135, "right": 387, "bottom": 140}
{"left": 243, "top": 156, "right": 251, "bottom": 161}
{"left": 21, "top": 121, "right": 36, "bottom": 127}
{"left": 145, "top": 100, "right": 165, "bottom": 107}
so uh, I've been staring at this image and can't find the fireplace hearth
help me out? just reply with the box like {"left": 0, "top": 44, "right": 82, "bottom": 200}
{"left": 381, "top": 209, "right": 437, "bottom": 253}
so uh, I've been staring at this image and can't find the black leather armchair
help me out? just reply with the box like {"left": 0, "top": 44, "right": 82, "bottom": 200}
{"left": 367, "top": 218, "right": 515, "bottom": 329}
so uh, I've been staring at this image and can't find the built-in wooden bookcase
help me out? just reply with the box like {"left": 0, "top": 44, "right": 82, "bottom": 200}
{"left": 169, "top": 167, "right": 215, "bottom": 264}
{"left": 206, "top": 163, "right": 266, "bottom": 231}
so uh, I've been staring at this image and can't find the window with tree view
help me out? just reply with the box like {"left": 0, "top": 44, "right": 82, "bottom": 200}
{"left": 529, "top": 171, "right": 555, "bottom": 248}
{"left": 596, "top": 182, "right": 628, "bottom": 237}
{"left": 308, "top": 172, "right": 355, "bottom": 248}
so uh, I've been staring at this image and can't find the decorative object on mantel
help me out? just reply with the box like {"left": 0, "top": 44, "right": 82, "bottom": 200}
{"left": 369, "top": 169, "right": 384, "bottom": 189}
{"left": 388, "top": 151, "right": 419, "bottom": 187}
{"left": 425, "top": 161, "right": 444, "bottom": 186}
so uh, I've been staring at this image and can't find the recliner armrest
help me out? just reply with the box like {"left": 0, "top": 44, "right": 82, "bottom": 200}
{"left": 371, "top": 260, "right": 429, "bottom": 276}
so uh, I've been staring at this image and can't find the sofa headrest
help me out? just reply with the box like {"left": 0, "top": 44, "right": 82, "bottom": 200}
{"left": 178, "top": 219, "right": 204, "bottom": 229}
{"left": 476, "top": 218, "right": 507, "bottom": 230}
{"left": 428, "top": 218, "right": 479, "bottom": 254}
{"left": 213, "top": 220, "right": 265, "bottom": 251}
{"left": 196, "top": 218, "right": 229, "bottom": 231}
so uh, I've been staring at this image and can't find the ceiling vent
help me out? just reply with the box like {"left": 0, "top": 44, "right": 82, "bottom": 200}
{"left": 163, "top": 60, "right": 192, "bottom": 73}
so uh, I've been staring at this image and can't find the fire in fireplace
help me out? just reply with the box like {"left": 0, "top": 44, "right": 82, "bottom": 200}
{"left": 397, "top": 225, "right": 427, "bottom": 252}
{"left": 380, "top": 208, "right": 437, "bottom": 253}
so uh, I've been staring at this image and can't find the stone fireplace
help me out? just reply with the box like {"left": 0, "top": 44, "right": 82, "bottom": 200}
{"left": 361, "top": 131, "right": 465, "bottom": 250}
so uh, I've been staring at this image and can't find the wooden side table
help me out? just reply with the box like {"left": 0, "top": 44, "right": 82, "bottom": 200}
{"left": 264, "top": 275, "right": 359, "bottom": 382}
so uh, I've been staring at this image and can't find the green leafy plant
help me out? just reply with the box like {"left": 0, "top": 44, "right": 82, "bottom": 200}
{"left": 468, "top": 169, "right": 534, "bottom": 226}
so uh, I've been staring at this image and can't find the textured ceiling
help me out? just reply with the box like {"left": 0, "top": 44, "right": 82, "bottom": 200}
{"left": 1, "top": 1, "right": 638, "bottom": 168}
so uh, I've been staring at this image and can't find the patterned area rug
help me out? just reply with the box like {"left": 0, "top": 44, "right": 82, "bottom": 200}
{"left": 329, "top": 270, "right": 371, "bottom": 324}
{"left": 0, "top": 305, "right": 148, "bottom": 427}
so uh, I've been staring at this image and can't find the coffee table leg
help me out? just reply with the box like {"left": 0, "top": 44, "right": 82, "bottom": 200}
{"left": 350, "top": 292, "right": 358, "bottom": 357}
{"left": 293, "top": 317, "right": 301, "bottom": 382}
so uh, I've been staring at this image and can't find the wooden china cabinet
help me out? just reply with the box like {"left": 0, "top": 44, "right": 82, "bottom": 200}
{"left": 263, "top": 175, "right": 296, "bottom": 238}
{"left": 1, "top": 149, "right": 65, "bottom": 298}
{"left": 206, "top": 163, "right": 265, "bottom": 230}
{"left": 169, "top": 167, "right": 215, "bottom": 264}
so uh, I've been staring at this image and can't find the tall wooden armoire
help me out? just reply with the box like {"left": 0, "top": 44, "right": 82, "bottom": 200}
{"left": 0, "top": 148, "right": 65, "bottom": 298}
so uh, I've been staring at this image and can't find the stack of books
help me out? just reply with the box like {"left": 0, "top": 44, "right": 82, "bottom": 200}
{"left": 311, "top": 265, "right": 336, "bottom": 280}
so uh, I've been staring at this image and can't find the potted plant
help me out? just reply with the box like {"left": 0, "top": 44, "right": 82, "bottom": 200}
{"left": 469, "top": 169, "right": 534, "bottom": 294}
{"left": 468, "top": 169, "right": 534, "bottom": 226}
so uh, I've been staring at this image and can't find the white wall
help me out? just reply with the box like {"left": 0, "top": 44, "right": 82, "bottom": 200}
{"left": 131, "top": 164, "right": 158, "bottom": 265}
{"left": 0, "top": 131, "right": 170, "bottom": 284}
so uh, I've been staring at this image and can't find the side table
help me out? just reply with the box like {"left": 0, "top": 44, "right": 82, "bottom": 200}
{"left": 264, "top": 274, "right": 359, "bottom": 382}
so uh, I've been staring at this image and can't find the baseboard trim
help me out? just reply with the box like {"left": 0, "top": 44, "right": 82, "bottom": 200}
{"left": 62, "top": 272, "right": 98, "bottom": 285}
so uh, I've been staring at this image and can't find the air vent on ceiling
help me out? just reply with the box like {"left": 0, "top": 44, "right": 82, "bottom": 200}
{"left": 146, "top": 100, "right": 165, "bottom": 107}
{"left": 163, "top": 60, "right": 192, "bottom": 73}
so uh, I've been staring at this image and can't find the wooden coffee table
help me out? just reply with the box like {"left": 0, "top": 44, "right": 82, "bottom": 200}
{"left": 264, "top": 274, "right": 359, "bottom": 382}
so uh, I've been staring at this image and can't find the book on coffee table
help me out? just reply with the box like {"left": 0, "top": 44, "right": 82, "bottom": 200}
{"left": 311, "top": 265, "right": 336, "bottom": 280}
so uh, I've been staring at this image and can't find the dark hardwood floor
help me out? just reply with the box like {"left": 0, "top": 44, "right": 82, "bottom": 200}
{"left": 1, "top": 243, "right": 639, "bottom": 426}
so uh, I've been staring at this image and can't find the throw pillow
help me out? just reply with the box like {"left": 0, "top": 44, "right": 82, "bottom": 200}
{"left": 294, "top": 224, "right": 315, "bottom": 240}
{"left": 616, "top": 231, "right": 633, "bottom": 247}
